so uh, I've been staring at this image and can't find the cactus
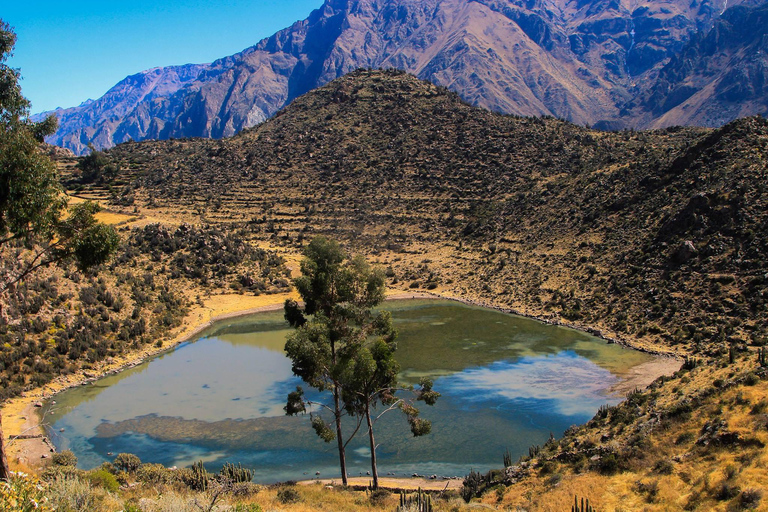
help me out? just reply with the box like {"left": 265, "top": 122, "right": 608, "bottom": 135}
{"left": 528, "top": 444, "right": 540, "bottom": 458}
{"left": 398, "top": 488, "right": 432, "bottom": 512}
{"left": 758, "top": 347, "right": 767, "bottom": 367}
{"left": 683, "top": 356, "right": 699, "bottom": 370}
{"left": 185, "top": 460, "right": 209, "bottom": 491}
{"left": 503, "top": 448, "right": 513, "bottom": 467}
{"left": 572, "top": 495, "right": 596, "bottom": 512}
{"left": 220, "top": 462, "right": 252, "bottom": 483}
{"left": 729, "top": 345, "right": 736, "bottom": 364}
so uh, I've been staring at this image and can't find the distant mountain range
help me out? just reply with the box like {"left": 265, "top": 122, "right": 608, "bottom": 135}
{"left": 38, "top": 0, "right": 768, "bottom": 154}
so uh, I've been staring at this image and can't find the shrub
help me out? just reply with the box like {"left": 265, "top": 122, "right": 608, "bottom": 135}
{"left": 653, "top": 459, "right": 675, "bottom": 475}
{"left": 113, "top": 453, "right": 141, "bottom": 473}
{"left": 47, "top": 475, "right": 97, "bottom": 512}
{"left": 0, "top": 472, "right": 51, "bottom": 512}
{"left": 744, "top": 373, "right": 760, "bottom": 386}
{"left": 739, "top": 488, "right": 763, "bottom": 509}
{"left": 86, "top": 469, "right": 119, "bottom": 492}
{"left": 137, "top": 463, "right": 175, "bottom": 485}
{"left": 51, "top": 450, "right": 78, "bottom": 467}
{"left": 276, "top": 487, "right": 302, "bottom": 504}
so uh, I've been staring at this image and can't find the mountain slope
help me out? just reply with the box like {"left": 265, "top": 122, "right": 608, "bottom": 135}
{"left": 82, "top": 70, "right": 768, "bottom": 358}
{"left": 632, "top": 1, "right": 768, "bottom": 128}
{"left": 42, "top": 0, "right": 758, "bottom": 154}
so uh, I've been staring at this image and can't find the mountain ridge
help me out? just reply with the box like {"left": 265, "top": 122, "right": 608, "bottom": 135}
{"left": 40, "top": 0, "right": 768, "bottom": 154}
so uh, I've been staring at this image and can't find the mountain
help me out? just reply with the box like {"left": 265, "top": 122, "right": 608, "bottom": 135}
{"left": 42, "top": 0, "right": 764, "bottom": 154}
{"left": 626, "top": 1, "right": 768, "bottom": 128}
{"left": 82, "top": 70, "right": 768, "bottom": 358}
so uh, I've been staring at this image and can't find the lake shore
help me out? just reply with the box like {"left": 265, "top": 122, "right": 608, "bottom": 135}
{"left": 1, "top": 288, "right": 678, "bottom": 474}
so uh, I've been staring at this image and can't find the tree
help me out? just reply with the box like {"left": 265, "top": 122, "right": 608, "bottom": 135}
{"left": 284, "top": 236, "right": 377, "bottom": 485}
{"left": 284, "top": 237, "right": 439, "bottom": 488}
{"left": 0, "top": 19, "right": 119, "bottom": 481}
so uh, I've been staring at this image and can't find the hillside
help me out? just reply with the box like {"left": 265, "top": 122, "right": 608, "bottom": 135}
{"left": 85, "top": 69, "right": 768, "bottom": 358}
{"left": 4, "top": 70, "right": 767, "bottom": 511}
{"left": 39, "top": 0, "right": 767, "bottom": 154}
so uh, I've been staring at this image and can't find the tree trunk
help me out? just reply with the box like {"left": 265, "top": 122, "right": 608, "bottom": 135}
{"left": 0, "top": 412, "right": 10, "bottom": 480}
{"left": 365, "top": 401, "right": 379, "bottom": 489}
{"left": 333, "top": 385, "right": 348, "bottom": 485}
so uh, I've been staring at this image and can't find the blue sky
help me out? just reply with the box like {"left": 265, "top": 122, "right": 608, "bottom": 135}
{"left": 3, "top": 1, "right": 323, "bottom": 114}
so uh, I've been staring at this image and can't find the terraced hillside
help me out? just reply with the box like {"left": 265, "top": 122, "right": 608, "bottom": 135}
{"left": 76, "top": 69, "right": 768, "bottom": 358}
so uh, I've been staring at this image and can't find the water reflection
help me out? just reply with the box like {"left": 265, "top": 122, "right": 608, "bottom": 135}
{"left": 47, "top": 300, "right": 654, "bottom": 481}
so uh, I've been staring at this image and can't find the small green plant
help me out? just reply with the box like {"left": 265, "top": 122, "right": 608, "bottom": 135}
{"left": 85, "top": 469, "right": 119, "bottom": 492}
{"left": 51, "top": 450, "right": 78, "bottom": 467}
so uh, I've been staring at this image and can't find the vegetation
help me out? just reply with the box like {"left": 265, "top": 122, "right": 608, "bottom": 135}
{"left": 283, "top": 237, "right": 438, "bottom": 488}
{"left": 0, "top": 18, "right": 120, "bottom": 481}
{"left": 2, "top": 67, "right": 768, "bottom": 509}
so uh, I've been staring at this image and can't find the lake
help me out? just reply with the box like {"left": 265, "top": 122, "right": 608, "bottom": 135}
{"left": 45, "top": 299, "right": 654, "bottom": 482}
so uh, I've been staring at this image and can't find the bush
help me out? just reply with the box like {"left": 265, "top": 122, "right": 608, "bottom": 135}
{"left": 276, "top": 487, "right": 302, "bottom": 504}
{"left": 52, "top": 450, "right": 78, "bottom": 467}
{"left": 86, "top": 469, "right": 119, "bottom": 492}
{"left": 113, "top": 453, "right": 141, "bottom": 473}
{"left": 0, "top": 472, "right": 51, "bottom": 512}
{"left": 47, "top": 475, "right": 97, "bottom": 512}
{"left": 137, "top": 463, "right": 175, "bottom": 485}
{"left": 739, "top": 488, "right": 763, "bottom": 509}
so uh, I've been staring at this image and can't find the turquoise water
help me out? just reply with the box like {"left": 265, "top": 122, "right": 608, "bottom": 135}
{"left": 46, "top": 300, "right": 653, "bottom": 482}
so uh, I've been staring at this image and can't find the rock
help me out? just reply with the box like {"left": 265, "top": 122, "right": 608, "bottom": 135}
{"left": 41, "top": 454, "right": 49, "bottom": 459}
{"left": 34, "top": 402, "right": 43, "bottom": 408}
{"left": 673, "top": 240, "right": 698, "bottom": 263}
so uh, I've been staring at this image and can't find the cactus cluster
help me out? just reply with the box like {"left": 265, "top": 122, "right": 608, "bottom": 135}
{"left": 398, "top": 488, "right": 433, "bottom": 512}
{"left": 220, "top": 462, "right": 253, "bottom": 484}
{"left": 683, "top": 356, "right": 699, "bottom": 370}
{"left": 572, "top": 495, "right": 596, "bottom": 512}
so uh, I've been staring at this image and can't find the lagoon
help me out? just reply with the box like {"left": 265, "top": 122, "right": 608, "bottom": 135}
{"left": 46, "top": 299, "right": 654, "bottom": 482}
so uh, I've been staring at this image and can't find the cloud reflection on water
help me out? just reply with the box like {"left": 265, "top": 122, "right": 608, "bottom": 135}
{"left": 443, "top": 351, "right": 619, "bottom": 417}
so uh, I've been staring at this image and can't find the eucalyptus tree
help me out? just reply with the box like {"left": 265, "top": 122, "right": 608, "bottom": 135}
{"left": 284, "top": 237, "right": 439, "bottom": 488}
{"left": 283, "top": 236, "right": 384, "bottom": 485}
{"left": 0, "top": 19, "right": 119, "bottom": 480}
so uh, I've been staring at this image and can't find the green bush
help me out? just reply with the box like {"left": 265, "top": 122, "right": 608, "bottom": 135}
{"left": 137, "top": 463, "right": 175, "bottom": 485}
{"left": 113, "top": 453, "right": 141, "bottom": 473}
{"left": 276, "top": 487, "right": 302, "bottom": 504}
{"left": 52, "top": 450, "right": 78, "bottom": 467}
{"left": 86, "top": 469, "right": 119, "bottom": 492}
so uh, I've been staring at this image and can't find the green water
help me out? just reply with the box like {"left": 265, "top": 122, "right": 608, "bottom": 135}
{"left": 46, "top": 300, "right": 654, "bottom": 482}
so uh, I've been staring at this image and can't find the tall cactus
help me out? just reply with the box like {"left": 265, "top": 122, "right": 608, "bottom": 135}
{"left": 398, "top": 488, "right": 433, "bottom": 512}
{"left": 572, "top": 495, "right": 596, "bottom": 512}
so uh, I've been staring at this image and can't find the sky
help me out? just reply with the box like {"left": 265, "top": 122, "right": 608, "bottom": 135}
{"left": 3, "top": 0, "right": 324, "bottom": 114}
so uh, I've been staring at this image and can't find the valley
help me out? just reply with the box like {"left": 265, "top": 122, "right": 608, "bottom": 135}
{"left": 2, "top": 69, "right": 767, "bottom": 510}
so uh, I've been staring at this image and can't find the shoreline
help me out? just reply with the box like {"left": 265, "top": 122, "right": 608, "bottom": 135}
{"left": 2, "top": 288, "right": 679, "bottom": 473}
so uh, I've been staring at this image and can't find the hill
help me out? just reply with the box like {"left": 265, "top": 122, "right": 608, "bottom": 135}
{"left": 5, "top": 70, "right": 767, "bottom": 511}
{"left": 85, "top": 69, "right": 768, "bottom": 358}
{"left": 39, "top": 0, "right": 768, "bottom": 154}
